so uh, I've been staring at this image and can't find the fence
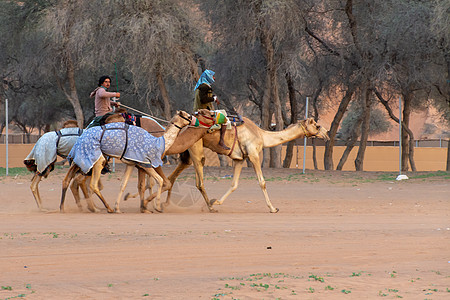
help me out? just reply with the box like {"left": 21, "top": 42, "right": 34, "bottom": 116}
{"left": 1, "top": 142, "right": 448, "bottom": 171}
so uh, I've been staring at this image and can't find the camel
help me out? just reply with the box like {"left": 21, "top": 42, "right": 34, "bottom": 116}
{"left": 24, "top": 120, "right": 83, "bottom": 211}
{"left": 159, "top": 117, "right": 329, "bottom": 213}
{"left": 113, "top": 109, "right": 224, "bottom": 213}
{"left": 60, "top": 109, "right": 223, "bottom": 213}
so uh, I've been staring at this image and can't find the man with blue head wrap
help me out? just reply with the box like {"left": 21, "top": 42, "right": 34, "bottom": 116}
{"left": 193, "top": 69, "right": 230, "bottom": 150}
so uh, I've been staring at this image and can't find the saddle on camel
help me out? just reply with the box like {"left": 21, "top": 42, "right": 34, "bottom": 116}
{"left": 159, "top": 117, "right": 329, "bottom": 213}
{"left": 60, "top": 109, "right": 226, "bottom": 213}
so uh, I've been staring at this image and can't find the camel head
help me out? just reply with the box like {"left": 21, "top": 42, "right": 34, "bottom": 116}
{"left": 192, "top": 109, "right": 217, "bottom": 127}
{"left": 171, "top": 110, "right": 193, "bottom": 129}
{"left": 302, "top": 118, "right": 329, "bottom": 140}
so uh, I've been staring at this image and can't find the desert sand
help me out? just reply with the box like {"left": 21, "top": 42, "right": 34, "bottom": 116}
{"left": 0, "top": 164, "right": 449, "bottom": 299}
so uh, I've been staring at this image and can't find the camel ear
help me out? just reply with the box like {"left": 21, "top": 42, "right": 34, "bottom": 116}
{"left": 306, "top": 118, "right": 314, "bottom": 125}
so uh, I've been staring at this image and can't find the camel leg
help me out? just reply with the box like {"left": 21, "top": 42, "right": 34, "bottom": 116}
{"left": 124, "top": 170, "right": 153, "bottom": 201}
{"left": 90, "top": 156, "right": 114, "bottom": 213}
{"left": 75, "top": 174, "right": 100, "bottom": 212}
{"left": 30, "top": 174, "right": 46, "bottom": 211}
{"left": 187, "top": 143, "right": 218, "bottom": 212}
{"left": 248, "top": 155, "right": 279, "bottom": 213}
{"left": 113, "top": 164, "right": 134, "bottom": 213}
{"left": 212, "top": 159, "right": 244, "bottom": 207}
{"left": 141, "top": 168, "right": 163, "bottom": 213}
{"left": 69, "top": 175, "right": 83, "bottom": 211}
{"left": 60, "top": 164, "right": 80, "bottom": 212}
{"left": 136, "top": 168, "right": 151, "bottom": 213}
{"left": 141, "top": 166, "right": 169, "bottom": 212}
{"left": 164, "top": 159, "right": 191, "bottom": 207}
{"left": 80, "top": 175, "right": 100, "bottom": 212}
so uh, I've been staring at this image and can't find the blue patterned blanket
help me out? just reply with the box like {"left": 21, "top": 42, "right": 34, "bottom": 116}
{"left": 68, "top": 122, "right": 165, "bottom": 174}
{"left": 25, "top": 127, "right": 82, "bottom": 174}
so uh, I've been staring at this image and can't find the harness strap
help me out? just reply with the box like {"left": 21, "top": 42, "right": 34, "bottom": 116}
{"left": 197, "top": 119, "right": 212, "bottom": 127}
{"left": 227, "top": 125, "right": 238, "bottom": 157}
{"left": 100, "top": 124, "right": 129, "bottom": 159}
{"left": 56, "top": 129, "right": 84, "bottom": 153}
{"left": 300, "top": 122, "right": 311, "bottom": 137}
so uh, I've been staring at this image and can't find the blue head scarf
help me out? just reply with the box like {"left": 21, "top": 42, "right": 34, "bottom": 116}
{"left": 194, "top": 70, "right": 215, "bottom": 90}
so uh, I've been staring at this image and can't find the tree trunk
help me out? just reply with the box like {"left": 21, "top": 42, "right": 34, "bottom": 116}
{"left": 260, "top": 29, "right": 274, "bottom": 168}
{"left": 324, "top": 85, "right": 356, "bottom": 170}
{"left": 269, "top": 60, "right": 283, "bottom": 168}
{"left": 311, "top": 83, "right": 323, "bottom": 170}
{"left": 336, "top": 120, "right": 361, "bottom": 170}
{"left": 156, "top": 71, "right": 172, "bottom": 120}
{"left": 283, "top": 72, "right": 298, "bottom": 168}
{"left": 354, "top": 86, "right": 371, "bottom": 171}
{"left": 374, "top": 89, "right": 417, "bottom": 171}
{"left": 65, "top": 58, "right": 84, "bottom": 128}
{"left": 401, "top": 92, "right": 417, "bottom": 171}
{"left": 312, "top": 139, "right": 318, "bottom": 170}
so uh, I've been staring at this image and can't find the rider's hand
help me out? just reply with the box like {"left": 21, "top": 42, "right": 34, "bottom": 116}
{"left": 116, "top": 92, "right": 121, "bottom": 98}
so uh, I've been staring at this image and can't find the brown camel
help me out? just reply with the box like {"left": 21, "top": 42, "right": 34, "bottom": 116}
{"left": 160, "top": 117, "right": 329, "bottom": 213}
{"left": 24, "top": 120, "right": 83, "bottom": 211}
{"left": 60, "top": 110, "right": 221, "bottom": 213}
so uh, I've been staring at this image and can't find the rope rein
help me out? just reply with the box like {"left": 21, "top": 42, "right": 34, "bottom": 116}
{"left": 119, "top": 103, "right": 220, "bottom": 130}
{"left": 119, "top": 103, "right": 170, "bottom": 124}
{"left": 300, "top": 122, "right": 311, "bottom": 137}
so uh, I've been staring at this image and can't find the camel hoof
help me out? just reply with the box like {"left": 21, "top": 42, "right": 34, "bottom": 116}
{"left": 140, "top": 208, "right": 153, "bottom": 214}
{"left": 270, "top": 208, "right": 280, "bottom": 213}
{"left": 154, "top": 207, "right": 163, "bottom": 213}
{"left": 124, "top": 193, "right": 130, "bottom": 201}
{"left": 114, "top": 209, "right": 124, "bottom": 214}
{"left": 107, "top": 209, "right": 115, "bottom": 213}
{"left": 208, "top": 207, "right": 218, "bottom": 213}
{"left": 88, "top": 206, "right": 100, "bottom": 213}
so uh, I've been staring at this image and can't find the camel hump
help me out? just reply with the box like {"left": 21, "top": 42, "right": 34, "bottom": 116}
{"left": 62, "top": 120, "right": 78, "bottom": 128}
{"left": 105, "top": 113, "right": 125, "bottom": 124}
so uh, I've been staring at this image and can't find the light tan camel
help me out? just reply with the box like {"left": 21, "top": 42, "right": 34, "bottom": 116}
{"left": 161, "top": 117, "right": 329, "bottom": 213}
{"left": 24, "top": 120, "right": 83, "bottom": 211}
{"left": 114, "top": 109, "right": 222, "bottom": 213}
{"left": 60, "top": 110, "right": 219, "bottom": 213}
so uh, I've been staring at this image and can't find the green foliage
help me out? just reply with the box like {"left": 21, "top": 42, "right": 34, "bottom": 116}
{"left": 0, "top": 168, "right": 29, "bottom": 177}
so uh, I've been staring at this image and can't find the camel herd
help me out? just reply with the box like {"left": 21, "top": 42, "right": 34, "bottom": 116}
{"left": 24, "top": 109, "right": 329, "bottom": 214}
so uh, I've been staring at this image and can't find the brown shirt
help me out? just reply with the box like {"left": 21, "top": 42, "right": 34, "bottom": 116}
{"left": 92, "top": 87, "right": 117, "bottom": 117}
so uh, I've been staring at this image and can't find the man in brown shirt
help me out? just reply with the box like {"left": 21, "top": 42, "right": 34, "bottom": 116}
{"left": 91, "top": 75, "right": 121, "bottom": 117}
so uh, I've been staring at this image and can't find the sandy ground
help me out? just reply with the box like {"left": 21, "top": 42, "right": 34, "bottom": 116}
{"left": 0, "top": 165, "right": 449, "bottom": 299}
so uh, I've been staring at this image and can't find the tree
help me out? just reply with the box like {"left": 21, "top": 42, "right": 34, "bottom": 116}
{"left": 200, "top": 0, "right": 308, "bottom": 167}
{"left": 98, "top": 0, "right": 204, "bottom": 120}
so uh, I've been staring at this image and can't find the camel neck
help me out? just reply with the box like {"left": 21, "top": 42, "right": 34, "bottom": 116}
{"left": 262, "top": 121, "right": 307, "bottom": 148}
{"left": 163, "top": 124, "right": 183, "bottom": 154}
{"left": 165, "top": 127, "right": 208, "bottom": 155}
